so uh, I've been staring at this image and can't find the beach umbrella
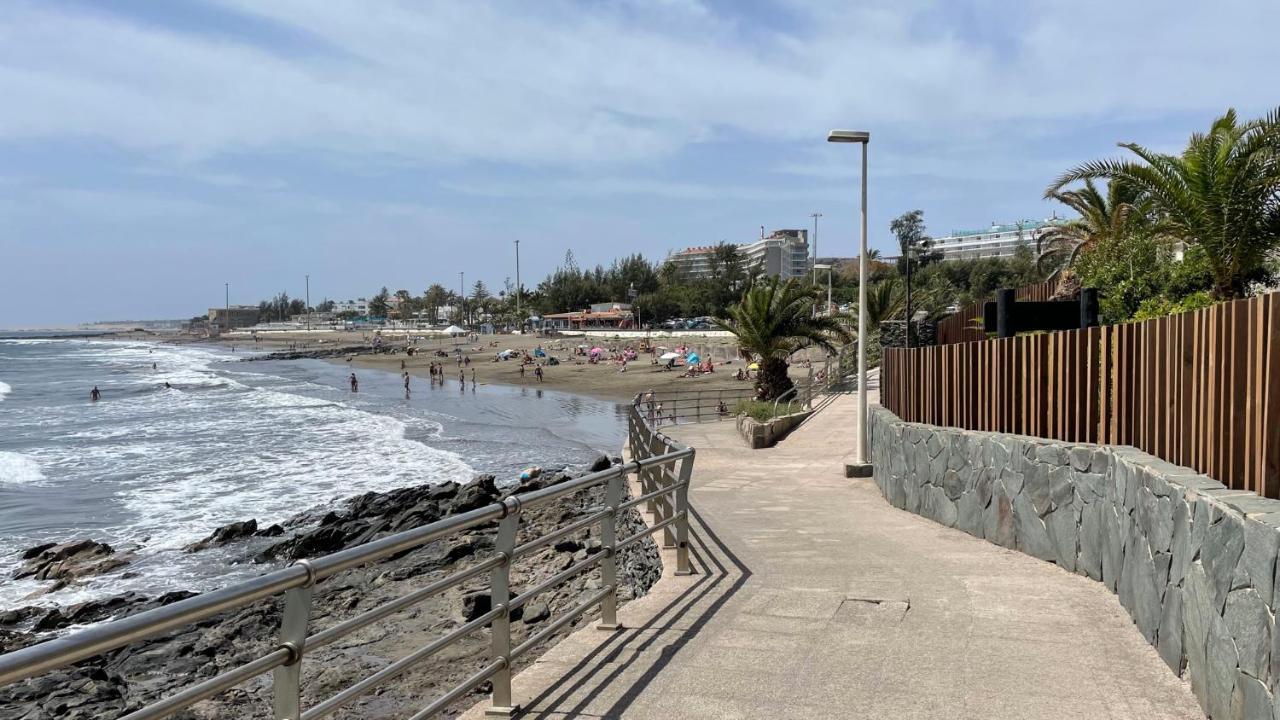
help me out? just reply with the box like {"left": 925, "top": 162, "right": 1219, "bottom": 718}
{"left": 686, "top": 353, "right": 700, "bottom": 364}
{"left": 659, "top": 351, "right": 681, "bottom": 361}
{"left": 444, "top": 325, "right": 466, "bottom": 336}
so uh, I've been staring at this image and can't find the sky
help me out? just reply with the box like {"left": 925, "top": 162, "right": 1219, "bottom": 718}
{"left": 1, "top": 0, "right": 1278, "bottom": 326}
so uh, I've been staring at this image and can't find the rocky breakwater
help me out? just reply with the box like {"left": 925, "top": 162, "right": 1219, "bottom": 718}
{"left": 0, "top": 458, "right": 662, "bottom": 719}
{"left": 242, "top": 345, "right": 395, "bottom": 362}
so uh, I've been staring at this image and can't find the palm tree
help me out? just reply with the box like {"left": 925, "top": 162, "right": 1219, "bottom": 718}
{"left": 1047, "top": 108, "right": 1280, "bottom": 299}
{"left": 717, "top": 278, "right": 851, "bottom": 401}
{"left": 1037, "top": 179, "right": 1151, "bottom": 278}
{"left": 857, "top": 278, "right": 905, "bottom": 326}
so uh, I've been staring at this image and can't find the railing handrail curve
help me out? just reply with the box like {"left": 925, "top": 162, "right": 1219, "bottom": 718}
{"left": 0, "top": 398, "right": 694, "bottom": 719}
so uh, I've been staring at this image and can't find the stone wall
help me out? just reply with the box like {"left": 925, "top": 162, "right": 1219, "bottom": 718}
{"left": 735, "top": 410, "right": 813, "bottom": 449}
{"left": 869, "top": 405, "right": 1280, "bottom": 720}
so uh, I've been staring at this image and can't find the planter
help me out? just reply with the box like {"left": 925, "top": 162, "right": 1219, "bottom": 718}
{"left": 735, "top": 410, "right": 813, "bottom": 449}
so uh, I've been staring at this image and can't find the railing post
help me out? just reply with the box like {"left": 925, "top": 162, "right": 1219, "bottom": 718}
{"left": 674, "top": 450, "right": 694, "bottom": 575}
{"left": 487, "top": 500, "right": 521, "bottom": 717}
{"left": 597, "top": 470, "right": 623, "bottom": 631}
{"left": 645, "top": 431, "right": 662, "bottom": 516}
{"left": 273, "top": 561, "right": 315, "bottom": 720}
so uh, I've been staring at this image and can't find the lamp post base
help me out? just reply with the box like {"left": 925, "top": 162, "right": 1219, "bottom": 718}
{"left": 844, "top": 461, "right": 873, "bottom": 478}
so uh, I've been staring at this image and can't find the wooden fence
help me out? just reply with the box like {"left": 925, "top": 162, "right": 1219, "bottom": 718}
{"left": 935, "top": 277, "right": 1061, "bottom": 345}
{"left": 882, "top": 292, "right": 1280, "bottom": 498}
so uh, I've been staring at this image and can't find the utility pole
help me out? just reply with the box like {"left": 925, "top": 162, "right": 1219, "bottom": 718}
{"left": 459, "top": 271, "right": 465, "bottom": 325}
{"left": 810, "top": 212, "right": 822, "bottom": 286}
{"left": 514, "top": 239, "right": 522, "bottom": 332}
{"left": 305, "top": 274, "right": 310, "bottom": 331}
{"left": 224, "top": 282, "right": 229, "bottom": 336}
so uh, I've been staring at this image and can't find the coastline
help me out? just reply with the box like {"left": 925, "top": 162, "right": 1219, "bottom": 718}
{"left": 172, "top": 328, "right": 818, "bottom": 403}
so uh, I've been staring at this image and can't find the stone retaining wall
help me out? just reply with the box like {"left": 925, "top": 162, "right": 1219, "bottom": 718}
{"left": 735, "top": 410, "right": 813, "bottom": 449}
{"left": 870, "top": 405, "right": 1280, "bottom": 719}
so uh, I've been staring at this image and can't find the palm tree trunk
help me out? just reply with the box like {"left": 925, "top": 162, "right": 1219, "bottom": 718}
{"left": 755, "top": 358, "right": 794, "bottom": 401}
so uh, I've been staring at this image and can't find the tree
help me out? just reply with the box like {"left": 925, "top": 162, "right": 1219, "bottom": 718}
{"left": 890, "top": 210, "right": 933, "bottom": 339}
{"left": 717, "top": 278, "right": 852, "bottom": 401}
{"left": 1048, "top": 107, "right": 1280, "bottom": 299}
{"left": 368, "top": 287, "right": 391, "bottom": 318}
{"left": 316, "top": 299, "right": 335, "bottom": 313}
{"left": 1037, "top": 179, "right": 1151, "bottom": 278}
{"left": 424, "top": 284, "right": 449, "bottom": 324}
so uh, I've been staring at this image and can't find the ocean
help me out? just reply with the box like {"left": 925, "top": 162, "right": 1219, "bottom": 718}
{"left": 0, "top": 338, "right": 626, "bottom": 610}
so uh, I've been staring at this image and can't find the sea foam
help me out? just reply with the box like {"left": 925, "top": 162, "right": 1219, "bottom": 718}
{"left": 0, "top": 451, "right": 44, "bottom": 484}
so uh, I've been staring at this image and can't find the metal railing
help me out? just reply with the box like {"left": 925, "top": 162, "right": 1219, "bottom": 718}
{"left": 0, "top": 401, "right": 693, "bottom": 719}
{"left": 635, "top": 387, "right": 758, "bottom": 425}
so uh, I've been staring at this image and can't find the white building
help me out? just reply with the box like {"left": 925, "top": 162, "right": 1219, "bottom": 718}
{"left": 931, "top": 218, "right": 1069, "bottom": 261}
{"left": 668, "top": 229, "right": 810, "bottom": 281}
{"left": 334, "top": 298, "right": 370, "bottom": 315}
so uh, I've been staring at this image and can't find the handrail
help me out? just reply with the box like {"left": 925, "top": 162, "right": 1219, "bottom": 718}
{"left": 0, "top": 396, "right": 695, "bottom": 719}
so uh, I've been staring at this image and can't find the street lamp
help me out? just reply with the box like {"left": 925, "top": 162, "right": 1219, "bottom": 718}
{"left": 814, "top": 264, "right": 834, "bottom": 317}
{"left": 810, "top": 212, "right": 822, "bottom": 286}
{"left": 827, "top": 129, "right": 873, "bottom": 478}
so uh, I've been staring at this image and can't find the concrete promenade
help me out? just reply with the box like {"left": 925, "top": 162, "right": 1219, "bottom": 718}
{"left": 464, "top": 393, "right": 1204, "bottom": 719}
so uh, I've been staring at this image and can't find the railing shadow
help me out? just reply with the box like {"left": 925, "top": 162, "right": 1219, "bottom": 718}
{"left": 514, "top": 503, "right": 751, "bottom": 718}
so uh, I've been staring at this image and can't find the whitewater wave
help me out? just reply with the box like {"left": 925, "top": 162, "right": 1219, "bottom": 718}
{"left": 0, "top": 451, "right": 45, "bottom": 484}
{"left": 0, "top": 380, "right": 10, "bottom": 401}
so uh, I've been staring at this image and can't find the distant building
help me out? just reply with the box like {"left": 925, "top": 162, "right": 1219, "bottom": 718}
{"left": 931, "top": 218, "right": 1068, "bottom": 261}
{"left": 334, "top": 298, "right": 370, "bottom": 315}
{"left": 668, "top": 229, "right": 810, "bottom": 281}
{"left": 542, "top": 305, "right": 635, "bottom": 330}
{"left": 208, "top": 305, "right": 259, "bottom": 332}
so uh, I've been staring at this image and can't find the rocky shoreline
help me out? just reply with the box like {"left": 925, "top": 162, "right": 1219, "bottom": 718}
{"left": 0, "top": 460, "right": 662, "bottom": 719}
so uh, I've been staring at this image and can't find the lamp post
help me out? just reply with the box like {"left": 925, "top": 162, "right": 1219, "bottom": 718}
{"left": 514, "top": 239, "right": 522, "bottom": 332}
{"left": 305, "top": 274, "right": 310, "bottom": 331}
{"left": 810, "top": 212, "right": 822, "bottom": 286}
{"left": 814, "top": 264, "right": 833, "bottom": 316}
{"left": 827, "top": 129, "right": 873, "bottom": 478}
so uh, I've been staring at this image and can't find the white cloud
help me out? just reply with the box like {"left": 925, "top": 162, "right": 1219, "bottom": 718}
{"left": 2, "top": 0, "right": 1274, "bottom": 173}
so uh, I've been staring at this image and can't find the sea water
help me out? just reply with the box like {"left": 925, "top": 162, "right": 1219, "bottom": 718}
{"left": 0, "top": 338, "right": 626, "bottom": 609}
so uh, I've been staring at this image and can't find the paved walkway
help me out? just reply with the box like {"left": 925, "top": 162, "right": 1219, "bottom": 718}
{"left": 464, "top": 394, "right": 1203, "bottom": 719}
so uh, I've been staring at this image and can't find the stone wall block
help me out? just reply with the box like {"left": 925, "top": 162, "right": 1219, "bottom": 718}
{"left": 975, "top": 469, "right": 994, "bottom": 509}
{"left": 1151, "top": 496, "right": 1175, "bottom": 554}
{"left": 1089, "top": 449, "right": 1110, "bottom": 475}
{"left": 955, "top": 491, "right": 985, "bottom": 537}
{"left": 985, "top": 486, "right": 1016, "bottom": 549}
{"left": 1185, "top": 562, "right": 1215, "bottom": 710}
{"left": 1207, "top": 613, "right": 1241, "bottom": 720}
{"left": 1025, "top": 462, "right": 1053, "bottom": 517}
{"left": 1170, "top": 499, "right": 1194, "bottom": 588}
{"left": 1224, "top": 588, "right": 1272, "bottom": 683}
{"left": 1204, "top": 517, "right": 1247, "bottom": 613}
{"left": 1014, "top": 493, "right": 1056, "bottom": 563}
{"left": 1069, "top": 446, "right": 1093, "bottom": 472}
{"left": 1049, "top": 465, "right": 1075, "bottom": 510}
{"left": 1000, "top": 467, "right": 1025, "bottom": 496}
{"left": 1078, "top": 501, "right": 1105, "bottom": 581}
{"left": 1242, "top": 520, "right": 1280, "bottom": 603}
{"left": 1158, "top": 586, "right": 1184, "bottom": 674}
{"left": 1230, "top": 670, "right": 1273, "bottom": 720}
{"left": 1046, "top": 506, "right": 1078, "bottom": 573}
{"left": 941, "top": 470, "right": 965, "bottom": 501}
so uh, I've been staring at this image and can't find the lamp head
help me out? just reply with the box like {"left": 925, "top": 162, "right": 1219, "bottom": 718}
{"left": 827, "top": 130, "right": 870, "bottom": 143}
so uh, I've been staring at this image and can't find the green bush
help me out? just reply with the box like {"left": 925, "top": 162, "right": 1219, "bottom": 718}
{"left": 735, "top": 400, "right": 797, "bottom": 422}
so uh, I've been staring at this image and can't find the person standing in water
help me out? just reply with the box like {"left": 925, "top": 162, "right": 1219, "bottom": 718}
{"left": 349, "top": 373, "right": 359, "bottom": 392}
{"left": 90, "top": 386, "right": 101, "bottom": 401}
{"left": 470, "top": 368, "right": 476, "bottom": 389}
{"left": 402, "top": 371, "right": 411, "bottom": 398}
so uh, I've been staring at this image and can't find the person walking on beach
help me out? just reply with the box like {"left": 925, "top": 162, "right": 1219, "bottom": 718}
{"left": 519, "top": 364, "right": 525, "bottom": 379}
{"left": 90, "top": 386, "right": 101, "bottom": 402}
{"left": 534, "top": 365, "right": 544, "bottom": 382}
{"left": 459, "top": 369, "right": 466, "bottom": 387}
{"left": 349, "top": 373, "right": 359, "bottom": 393}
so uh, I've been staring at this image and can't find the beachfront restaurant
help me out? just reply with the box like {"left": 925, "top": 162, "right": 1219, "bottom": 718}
{"left": 541, "top": 305, "right": 635, "bottom": 330}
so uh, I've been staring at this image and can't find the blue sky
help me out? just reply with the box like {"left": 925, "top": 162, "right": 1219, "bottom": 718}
{"left": 1, "top": 0, "right": 1278, "bottom": 326}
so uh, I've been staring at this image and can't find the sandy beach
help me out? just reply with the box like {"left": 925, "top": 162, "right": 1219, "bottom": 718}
{"left": 162, "top": 329, "right": 828, "bottom": 403}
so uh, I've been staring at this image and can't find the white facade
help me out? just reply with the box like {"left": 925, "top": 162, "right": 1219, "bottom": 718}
{"left": 668, "top": 229, "right": 809, "bottom": 280}
{"left": 334, "top": 298, "right": 370, "bottom": 315}
{"left": 931, "top": 219, "right": 1068, "bottom": 261}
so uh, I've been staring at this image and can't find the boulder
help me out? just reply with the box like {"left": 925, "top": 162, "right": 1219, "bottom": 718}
{"left": 184, "top": 519, "right": 258, "bottom": 552}
{"left": 13, "top": 540, "right": 133, "bottom": 584}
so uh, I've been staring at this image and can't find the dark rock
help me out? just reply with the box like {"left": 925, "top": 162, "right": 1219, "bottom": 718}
{"left": 523, "top": 601, "right": 550, "bottom": 624}
{"left": 20, "top": 542, "right": 57, "bottom": 560}
{"left": 449, "top": 475, "right": 500, "bottom": 514}
{"left": 255, "top": 524, "right": 285, "bottom": 537}
{"left": 554, "top": 539, "right": 583, "bottom": 553}
{"left": 184, "top": 519, "right": 258, "bottom": 552}
{"left": 588, "top": 455, "right": 612, "bottom": 473}
{"left": 462, "top": 591, "right": 492, "bottom": 621}
{"left": 13, "top": 539, "right": 133, "bottom": 585}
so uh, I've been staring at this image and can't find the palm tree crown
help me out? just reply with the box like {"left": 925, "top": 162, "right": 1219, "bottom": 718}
{"left": 1038, "top": 179, "right": 1151, "bottom": 278}
{"left": 1047, "top": 107, "right": 1280, "bottom": 298}
{"left": 717, "top": 278, "right": 851, "bottom": 400}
